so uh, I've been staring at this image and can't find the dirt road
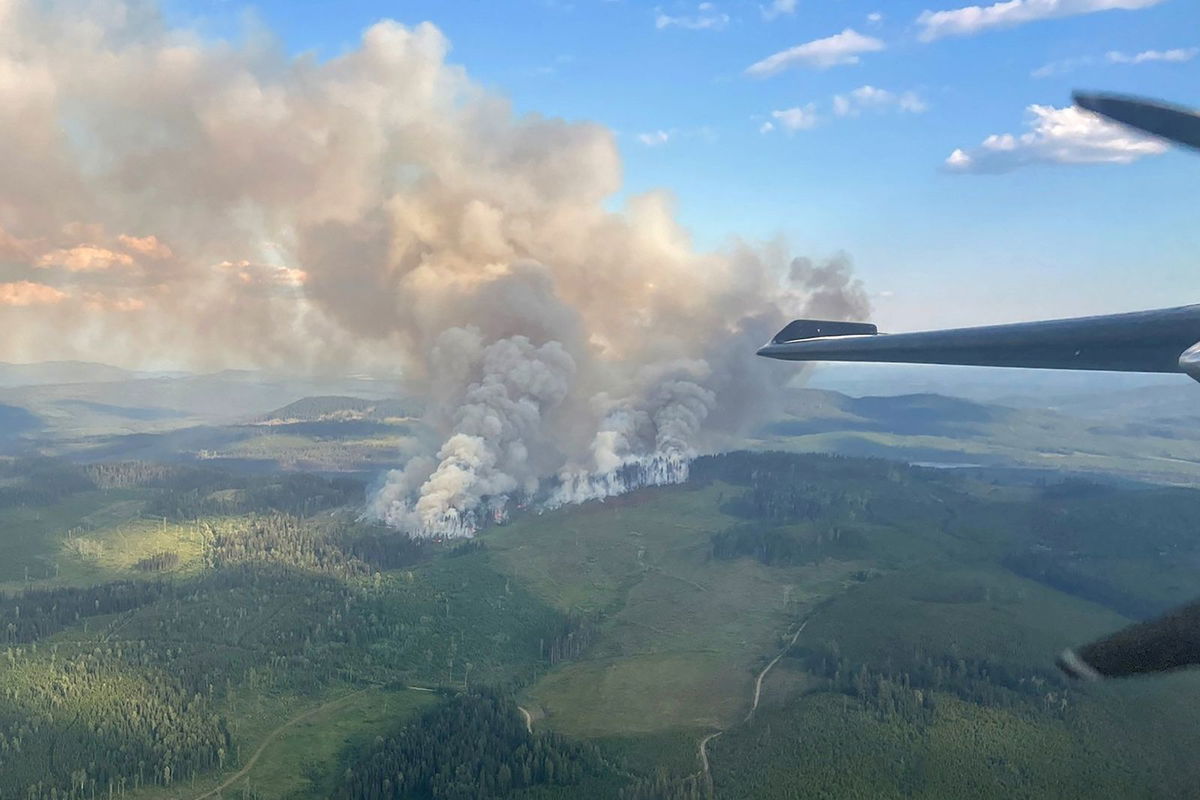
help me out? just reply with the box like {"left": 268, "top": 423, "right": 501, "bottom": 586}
{"left": 746, "top": 619, "right": 809, "bottom": 722}
{"left": 192, "top": 687, "right": 373, "bottom": 800}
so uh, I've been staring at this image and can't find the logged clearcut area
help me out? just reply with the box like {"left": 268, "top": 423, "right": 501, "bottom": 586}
{"left": 4, "top": 446, "right": 1200, "bottom": 798}
{"left": 2, "top": 0, "right": 1197, "bottom": 796}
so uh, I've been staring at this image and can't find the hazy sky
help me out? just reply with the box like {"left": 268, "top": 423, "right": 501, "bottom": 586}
{"left": 161, "top": 0, "right": 1199, "bottom": 332}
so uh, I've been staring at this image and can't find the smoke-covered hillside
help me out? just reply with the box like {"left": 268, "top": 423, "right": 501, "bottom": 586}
{"left": 0, "top": 1, "right": 874, "bottom": 537}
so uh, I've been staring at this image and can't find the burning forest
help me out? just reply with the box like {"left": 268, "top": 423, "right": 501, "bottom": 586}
{"left": 0, "top": 0, "right": 869, "bottom": 537}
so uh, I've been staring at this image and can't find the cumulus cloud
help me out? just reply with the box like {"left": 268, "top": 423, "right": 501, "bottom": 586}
{"left": 1107, "top": 47, "right": 1197, "bottom": 64}
{"left": 945, "top": 104, "right": 1169, "bottom": 173}
{"left": 0, "top": 281, "right": 67, "bottom": 307}
{"left": 867, "top": 11, "right": 884, "bottom": 24}
{"left": 746, "top": 28, "right": 884, "bottom": 76}
{"left": 761, "top": 0, "right": 797, "bottom": 20}
{"left": 655, "top": 2, "right": 730, "bottom": 30}
{"left": 761, "top": 87, "right": 924, "bottom": 133}
{"left": 918, "top": 0, "right": 1165, "bottom": 42}
{"left": 833, "top": 86, "right": 927, "bottom": 116}
{"left": 1, "top": 0, "right": 870, "bottom": 537}
{"left": 765, "top": 105, "right": 820, "bottom": 132}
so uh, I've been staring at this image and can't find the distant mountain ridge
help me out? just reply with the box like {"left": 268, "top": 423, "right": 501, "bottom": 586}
{"left": 253, "top": 395, "right": 422, "bottom": 424}
{"left": 0, "top": 366, "right": 411, "bottom": 440}
{"left": 769, "top": 389, "right": 1012, "bottom": 438}
{"left": 806, "top": 362, "right": 1186, "bottom": 402}
{"left": 0, "top": 361, "right": 141, "bottom": 387}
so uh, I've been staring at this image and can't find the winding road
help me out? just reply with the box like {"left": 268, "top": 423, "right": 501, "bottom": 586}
{"left": 192, "top": 687, "right": 373, "bottom": 800}
{"left": 692, "top": 616, "right": 810, "bottom": 796}
{"left": 698, "top": 731, "right": 722, "bottom": 791}
{"left": 746, "top": 619, "right": 809, "bottom": 722}
{"left": 190, "top": 615, "right": 810, "bottom": 799}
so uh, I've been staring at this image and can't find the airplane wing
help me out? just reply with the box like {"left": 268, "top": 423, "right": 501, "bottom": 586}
{"left": 1058, "top": 600, "right": 1200, "bottom": 681}
{"left": 757, "top": 305, "right": 1200, "bottom": 381}
{"left": 761, "top": 91, "right": 1200, "bottom": 682}
{"left": 1073, "top": 91, "right": 1200, "bottom": 151}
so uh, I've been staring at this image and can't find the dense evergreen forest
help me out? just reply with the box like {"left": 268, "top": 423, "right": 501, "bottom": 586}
{"left": 0, "top": 456, "right": 361, "bottom": 518}
{"left": 0, "top": 459, "right": 576, "bottom": 798}
{"left": 4, "top": 451, "right": 1200, "bottom": 798}
{"left": 335, "top": 690, "right": 606, "bottom": 799}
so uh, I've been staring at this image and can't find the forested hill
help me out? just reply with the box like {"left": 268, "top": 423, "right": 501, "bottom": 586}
{"left": 252, "top": 395, "right": 421, "bottom": 424}
{"left": 3, "top": 451, "right": 1200, "bottom": 799}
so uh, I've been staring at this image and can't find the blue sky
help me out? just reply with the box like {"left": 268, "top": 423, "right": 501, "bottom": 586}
{"left": 165, "top": 0, "right": 1199, "bottom": 331}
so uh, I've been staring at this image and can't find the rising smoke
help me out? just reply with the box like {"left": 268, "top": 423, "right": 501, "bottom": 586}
{"left": 0, "top": 0, "right": 869, "bottom": 536}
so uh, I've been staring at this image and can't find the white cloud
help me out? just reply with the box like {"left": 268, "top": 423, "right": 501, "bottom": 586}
{"left": 866, "top": 11, "right": 884, "bottom": 24}
{"left": 761, "top": 0, "right": 797, "bottom": 20}
{"left": 746, "top": 28, "right": 885, "bottom": 75}
{"left": 832, "top": 85, "right": 928, "bottom": 116}
{"left": 765, "top": 105, "right": 820, "bottom": 132}
{"left": 637, "top": 130, "right": 672, "bottom": 146}
{"left": 1030, "top": 55, "right": 1095, "bottom": 77}
{"left": 917, "top": 0, "right": 1165, "bottom": 42}
{"left": 1032, "top": 45, "right": 1195, "bottom": 77}
{"left": 945, "top": 104, "right": 1169, "bottom": 173}
{"left": 761, "top": 87, "right": 924, "bottom": 134}
{"left": 635, "top": 127, "right": 719, "bottom": 146}
{"left": 656, "top": 3, "right": 730, "bottom": 30}
{"left": 1107, "top": 47, "right": 1198, "bottom": 64}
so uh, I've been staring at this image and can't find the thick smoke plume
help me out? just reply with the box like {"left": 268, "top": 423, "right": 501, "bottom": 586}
{"left": 0, "top": 0, "right": 869, "bottom": 536}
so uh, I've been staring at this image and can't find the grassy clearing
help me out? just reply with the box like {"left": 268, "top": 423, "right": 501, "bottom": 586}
{"left": 489, "top": 484, "right": 863, "bottom": 736}
{"left": 206, "top": 686, "right": 437, "bottom": 800}
{"left": 216, "top": 430, "right": 421, "bottom": 471}
{"left": 103, "top": 685, "right": 419, "bottom": 800}
{"left": 485, "top": 484, "right": 739, "bottom": 614}
{"left": 706, "top": 557, "right": 1200, "bottom": 798}
{"left": 528, "top": 652, "right": 741, "bottom": 736}
{"left": 0, "top": 498, "right": 216, "bottom": 592}
{"left": 59, "top": 516, "right": 207, "bottom": 581}
{"left": 0, "top": 489, "right": 148, "bottom": 586}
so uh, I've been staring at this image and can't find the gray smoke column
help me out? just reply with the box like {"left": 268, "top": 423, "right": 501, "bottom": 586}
{"left": 370, "top": 330, "right": 576, "bottom": 535}
{"left": 0, "top": 1, "right": 870, "bottom": 536}
{"left": 550, "top": 361, "right": 715, "bottom": 507}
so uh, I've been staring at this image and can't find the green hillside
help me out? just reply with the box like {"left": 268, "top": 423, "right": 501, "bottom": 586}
{"left": 759, "top": 388, "right": 1200, "bottom": 485}
{"left": 3, "top": 452, "right": 1200, "bottom": 799}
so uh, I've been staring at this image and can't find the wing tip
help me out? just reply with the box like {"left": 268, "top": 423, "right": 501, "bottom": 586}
{"left": 1057, "top": 648, "right": 1104, "bottom": 682}
{"left": 770, "top": 319, "right": 878, "bottom": 345}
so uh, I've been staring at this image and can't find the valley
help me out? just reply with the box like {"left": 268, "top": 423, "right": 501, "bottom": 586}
{"left": 2, "top": 377, "right": 1200, "bottom": 798}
